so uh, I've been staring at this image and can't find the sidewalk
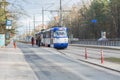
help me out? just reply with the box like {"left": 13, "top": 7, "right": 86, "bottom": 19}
{"left": 0, "top": 42, "right": 38, "bottom": 80}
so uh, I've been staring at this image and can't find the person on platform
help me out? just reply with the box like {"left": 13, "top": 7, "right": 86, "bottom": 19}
{"left": 37, "top": 35, "right": 41, "bottom": 47}
{"left": 31, "top": 37, "right": 34, "bottom": 46}
{"left": 13, "top": 39, "right": 16, "bottom": 48}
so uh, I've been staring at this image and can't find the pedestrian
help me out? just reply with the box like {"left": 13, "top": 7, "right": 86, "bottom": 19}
{"left": 31, "top": 37, "right": 34, "bottom": 46}
{"left": 13, "top": 39, "right": 16, "bottom": 48}
{"left": 35, "top": 34, "right": 38, "bottom": 46}
{"left": 37, "top": 35, "right": 41, "bottom": 47}
{"left": 36, "top": 38, "right": 38, "bottom": 45}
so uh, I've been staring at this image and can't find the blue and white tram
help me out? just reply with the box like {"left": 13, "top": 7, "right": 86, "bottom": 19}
{"left": 41, "top": 26, "right": 68, "bottom": 49}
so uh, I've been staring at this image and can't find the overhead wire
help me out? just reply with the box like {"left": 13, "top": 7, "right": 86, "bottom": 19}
{"left": 62, "top": 0, "right": 80, "bottom": 7}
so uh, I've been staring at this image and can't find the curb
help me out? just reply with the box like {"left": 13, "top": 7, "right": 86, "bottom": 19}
{"left": 78, "top": 59, "right": 120, "bottom": 73}
{"left": 69, "top": 44, "right": 120, "bottom": 50}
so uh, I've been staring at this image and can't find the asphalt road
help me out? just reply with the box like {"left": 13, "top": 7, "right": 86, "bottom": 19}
{"left": 17, "top": 43, "right": 120, "bottom": 80}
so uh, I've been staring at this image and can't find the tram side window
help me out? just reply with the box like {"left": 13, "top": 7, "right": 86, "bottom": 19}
{"left": 43, "top": 32, "right": 46, "bottom": 38}
{"left": 51, "top": 31, "right": 54, "bottom": 38}
{"left": 45, "top": 31, "right": 51, "bottom": 38}
{"left": 48, "top": 31, "right": 51, "bottom": 38}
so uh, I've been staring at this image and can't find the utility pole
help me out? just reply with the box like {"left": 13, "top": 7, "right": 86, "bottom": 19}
{"left": 41, "top": 0, "right": 70, "bottom": 28}
{"left": 41, "top": 0, "right": 63, "bottom": 27}
{"left": 42, "top": 7, "right": 44, "bottom": 29}
{"left": 33, "top": 15, "right": 35, "bottom": 36}
{"left": 29, "top": 21, "right": 30, "bottom": 35}
{"left": 59, "top": 0, "right": 62, "bottom": 26}
{"left": 59, "top": 0, "right": 71, "bottom": 26}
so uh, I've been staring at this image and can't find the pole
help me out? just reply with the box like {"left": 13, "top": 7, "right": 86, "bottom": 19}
{"left": 3, "top": 1, "right": 7, "bottom": 46}
{"left": 25, "top": 21, "right": 27, "bottom": 42}
{"left": 59, "top": 0, "right": 62, "bottom": 26}
{"left": 33, "top": 15, "right": 35, "bottom": 36}
{"left": 85, "top": 48, "right": 88, "bottom": 59}
{"left": 60, "top": 0, "right": 62, "bottom": 26}
{"left": 101, "top": 49, "right": 104, "bottom": 64}
{"left": 42, "top": 7, "right": 44, "bottom": 29}
{"left": 25, "top": 21, "right": 27, "bottom": 40}
{"left": 29, "top": 21, "right": 30, "bottom": 35}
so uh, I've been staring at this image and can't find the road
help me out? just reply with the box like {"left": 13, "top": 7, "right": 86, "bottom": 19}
{"left": 0, "top": 42, "right": 120, "bottom": 80}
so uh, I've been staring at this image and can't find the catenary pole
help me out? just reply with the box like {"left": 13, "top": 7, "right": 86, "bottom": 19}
{"left": 59, "top": 0, "right": 62, "bottom": 26}
{"left": 42, "top": 7, "right": 44, "bottom": 29}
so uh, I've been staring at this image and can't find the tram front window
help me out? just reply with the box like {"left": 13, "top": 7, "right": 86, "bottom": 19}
{"left": 54, "top": 30, "right": 67, "bottom": 37}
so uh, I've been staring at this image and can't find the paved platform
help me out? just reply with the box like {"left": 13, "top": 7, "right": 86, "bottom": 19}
{"left": 0, "top": 44, "right": 38, "bottom": 80}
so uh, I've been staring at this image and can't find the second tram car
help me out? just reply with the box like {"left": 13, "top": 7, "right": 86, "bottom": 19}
{"left": 40, "top": 26, "right": 68, "bottom": 49}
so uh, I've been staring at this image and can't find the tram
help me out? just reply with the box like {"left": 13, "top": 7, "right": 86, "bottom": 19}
{"left": 40, "top": 26, "right": 68, "bottom": 49}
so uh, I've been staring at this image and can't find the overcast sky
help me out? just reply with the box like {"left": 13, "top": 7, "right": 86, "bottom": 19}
{"left": 8, "top": 0, "right": 81, "bottom": 18}
{"left": 7, "top": 0, "right": 87, "bottom": 34}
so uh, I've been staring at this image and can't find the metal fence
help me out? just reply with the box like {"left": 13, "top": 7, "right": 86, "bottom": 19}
{"left": 70, "top": 39, "right": 120, "bottom": 46}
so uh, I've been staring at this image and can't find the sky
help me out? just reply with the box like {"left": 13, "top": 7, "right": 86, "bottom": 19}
{"left": 7, "top": 0, "right": 87, "bottom": 35}
{"left": 19, "top": 0, "right": 81, "bottom": 23}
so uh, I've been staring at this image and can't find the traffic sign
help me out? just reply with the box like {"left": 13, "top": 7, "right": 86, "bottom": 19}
{"left": 6, "top": 20, "right": 12, "bottom": 26}
{"left": 6, "top": 20, "right": 12, "bottom": 29}
{"left": 91, "top": 19, "right": 97, "bottom": 23}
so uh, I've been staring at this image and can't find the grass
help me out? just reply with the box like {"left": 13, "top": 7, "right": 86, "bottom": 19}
{"left": 105, "top": 57, "right": 120, "bottom": 64}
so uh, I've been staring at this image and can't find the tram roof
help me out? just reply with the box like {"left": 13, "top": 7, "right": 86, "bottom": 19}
{"left": 41, "top": 26, "right": 67, "bottom": 32}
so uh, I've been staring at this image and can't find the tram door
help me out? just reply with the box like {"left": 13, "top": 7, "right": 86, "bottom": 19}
{"left": 50, "top": 31, "right": 54, "bottom": 47}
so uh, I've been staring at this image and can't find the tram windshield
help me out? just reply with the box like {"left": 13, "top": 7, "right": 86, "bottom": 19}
{"left": 54, "top": 30, "right": 67, "bottom": 37}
